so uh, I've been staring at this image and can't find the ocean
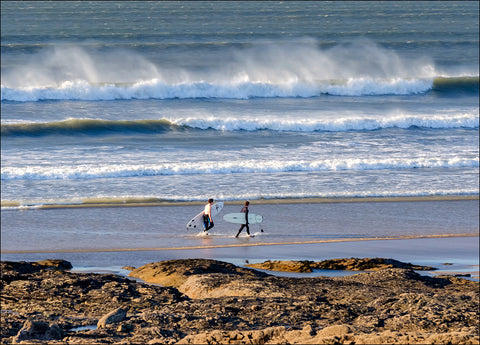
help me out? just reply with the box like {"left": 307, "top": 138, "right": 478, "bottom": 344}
{"left": 1, "top": 1, "right": 479, "bottom": 208}
{"left": 1, "top": 2, "right": 479, "bottom": 272}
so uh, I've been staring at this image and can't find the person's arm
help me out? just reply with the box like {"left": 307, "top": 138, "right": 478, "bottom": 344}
{"left": 245, "top": 207, "right": 249, "bottom": 224}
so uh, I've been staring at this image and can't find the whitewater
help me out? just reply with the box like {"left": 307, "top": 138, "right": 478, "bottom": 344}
{"left": 2, "top": 111, "right": 478, "bottom": 133}
{"left": 1, "top": 34, "right": 478, "bottom": 102}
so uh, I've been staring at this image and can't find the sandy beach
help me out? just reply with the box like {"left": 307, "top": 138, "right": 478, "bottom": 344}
{"left": 2, "top": 197, "right": 478, "bottom": 279}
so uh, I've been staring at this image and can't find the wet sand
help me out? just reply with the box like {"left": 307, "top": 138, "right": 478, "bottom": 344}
{"left": 1, "top": 196, "right": 478, "bottom": 279}
{"left": 2, "top": 235, "right": 478, "bottom": 280}
{"left": 2, "top": 232, "right": 477, "bottom": 254}
{"left": 3, "top": 194, "right": 477, "bottom": 209}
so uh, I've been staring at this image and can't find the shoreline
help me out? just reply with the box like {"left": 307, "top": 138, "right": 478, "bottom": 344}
{"left": 3, "top": 235, "right": 479, "bottom": 281}
{"left": 2, "top": 194, "right": 478, "bottom": 209}
{"left": 2, "top": 233, "right": 478, "bottom": 254}
{"left": 3, "top": 199, "right": 477, "bottom": 280}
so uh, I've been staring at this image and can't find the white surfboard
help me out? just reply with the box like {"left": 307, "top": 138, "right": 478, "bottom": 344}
{"left": 186, "top": 202, "right": 224, "bottom": 230}
{"left": 223, "top": 213, "right": 263, "bottom": 224}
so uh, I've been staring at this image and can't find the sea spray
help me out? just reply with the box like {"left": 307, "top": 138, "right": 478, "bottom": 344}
{"left": 1, "top": 39, "right": 445, "bottom": 101}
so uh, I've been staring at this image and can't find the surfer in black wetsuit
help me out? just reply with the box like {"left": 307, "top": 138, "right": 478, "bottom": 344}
{"left": 235, "top": 201, "right": 251, "bottom": 237}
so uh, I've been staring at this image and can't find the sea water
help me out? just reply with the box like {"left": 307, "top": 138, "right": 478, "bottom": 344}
{"left": 1, "top": 1, "right": 478, "bottom": 208}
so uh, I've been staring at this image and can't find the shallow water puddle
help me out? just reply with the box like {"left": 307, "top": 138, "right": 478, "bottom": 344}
{"left": 71, "top": 325, "right": 97, "bottom": 332}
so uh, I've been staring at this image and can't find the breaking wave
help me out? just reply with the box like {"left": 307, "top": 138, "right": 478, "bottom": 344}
{"left": 2, "top": 40, "right": 477, "bottom": 101}
{"left": 2, "top": 113, "right": 478, "bottom": 137}
{"left": 2, "top": 157, "right": 478, "bottom": 181}
{"left": 2, "top": 77, "right": 477, "bottom": 102}
{"left": 1, "top": 119, "right": 183, "bottom": 136}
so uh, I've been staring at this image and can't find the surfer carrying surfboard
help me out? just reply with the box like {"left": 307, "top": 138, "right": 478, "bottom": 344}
{"left": 203, "top": 198, "right": 215, "bottom": 231}
{"left": 235, "top": 201, "right": 251, "bottom": 238}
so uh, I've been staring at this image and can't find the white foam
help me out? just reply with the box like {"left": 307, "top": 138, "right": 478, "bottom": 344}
{"left": 3, "top": 39, "right": 467, "bottom": 101}
{"left": 2, "top": 189, "right": 478, "bottom": 211}
{"left": 1, "top": 77, "right": 436, "bottom": 102}
{"left": 2, "top": 157, "right": 478, "bottom": 181}
{"left": 1, "top": 113, "right": 478, "bottom": 135}
{"left": 169, "top": 112, "right": 479, "bottom": 132}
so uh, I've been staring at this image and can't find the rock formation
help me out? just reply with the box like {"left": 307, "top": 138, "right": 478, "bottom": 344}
{"left": 1, "top": 258, "right": 478, "bottom": 344}
{"left": 245, "top": 257, "right": 435, "bottom": 272}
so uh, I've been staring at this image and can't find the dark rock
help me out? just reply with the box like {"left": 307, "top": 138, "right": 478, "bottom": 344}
{"left": 1, "top": 259, "right": 478, "bottom": 344}
{"left": 246, "top": 257, "right": 435, "bottom": 272}
{"left": 35, "top": 259, "right": 73, "bottom": 270}
{"left": 246, "top": 259, "right": 315, "bottom": 272}
{"left": 129, "top": 258, "right": 269, "bottom": 287}
{"left": 12, "top": 320, "right": 64, "bottom": 343}
{"left": 314, "top": 258, "right": 435, "bottom": 271}
{"left": 116, "top": 323, "right": 134, "bottom": 333}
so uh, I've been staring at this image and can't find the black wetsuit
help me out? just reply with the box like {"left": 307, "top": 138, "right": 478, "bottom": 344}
{"left": 235, "top": 205, "right": 250, "bottom": 237}
{"left": 203, "top": 214, "right": 214, "bottom": 231}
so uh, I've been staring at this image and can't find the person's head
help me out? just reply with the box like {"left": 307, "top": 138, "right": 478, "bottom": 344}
{"left": 208, "top": 198, "right": 214, "bottom": 204}
{"left": 245, "top": 201, "right": 250, "bottom": 206}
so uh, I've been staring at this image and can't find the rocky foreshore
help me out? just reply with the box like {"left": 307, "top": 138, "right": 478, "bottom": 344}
{"left": 244, "top": 258, "right": 436, "bottom": 273}
{"left": 1, "top": 258, "right": 478, "bottom": 344}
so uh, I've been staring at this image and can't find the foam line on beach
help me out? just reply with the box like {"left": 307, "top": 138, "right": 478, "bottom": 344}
{"left": 2, "top": 195, "right": 478, "bottom": 210}
{"left": 2, "top": 233, "right": 477, "bottom": 254}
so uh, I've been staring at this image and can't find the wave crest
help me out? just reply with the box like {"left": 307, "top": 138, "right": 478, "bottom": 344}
{"left": 2, "top": 157, "right": 478, "bottom": 181}
{"left": 4, "top": 40, "right": 474, "bottom": 101}
{"left": 1, "top": 118, "right": 181, "bottom": 136}
{"left": 1, "top": 77, "right": 437, "bottom": 101}
{"left": 2, "top": 112, "right": 478, "bottom": 137}
{"left": 2, "top": 76, "right": 477, "bottom": 102}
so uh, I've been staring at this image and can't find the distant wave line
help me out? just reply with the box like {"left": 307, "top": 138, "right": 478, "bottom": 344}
{"left": 1, "top": 76, "right": 478, "bottom": 102}
{"left": 2, "top": 157, "right": 478, "bottom": 181}
{"left": 2, "top": 113, "right": 478, "bottom": 137}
